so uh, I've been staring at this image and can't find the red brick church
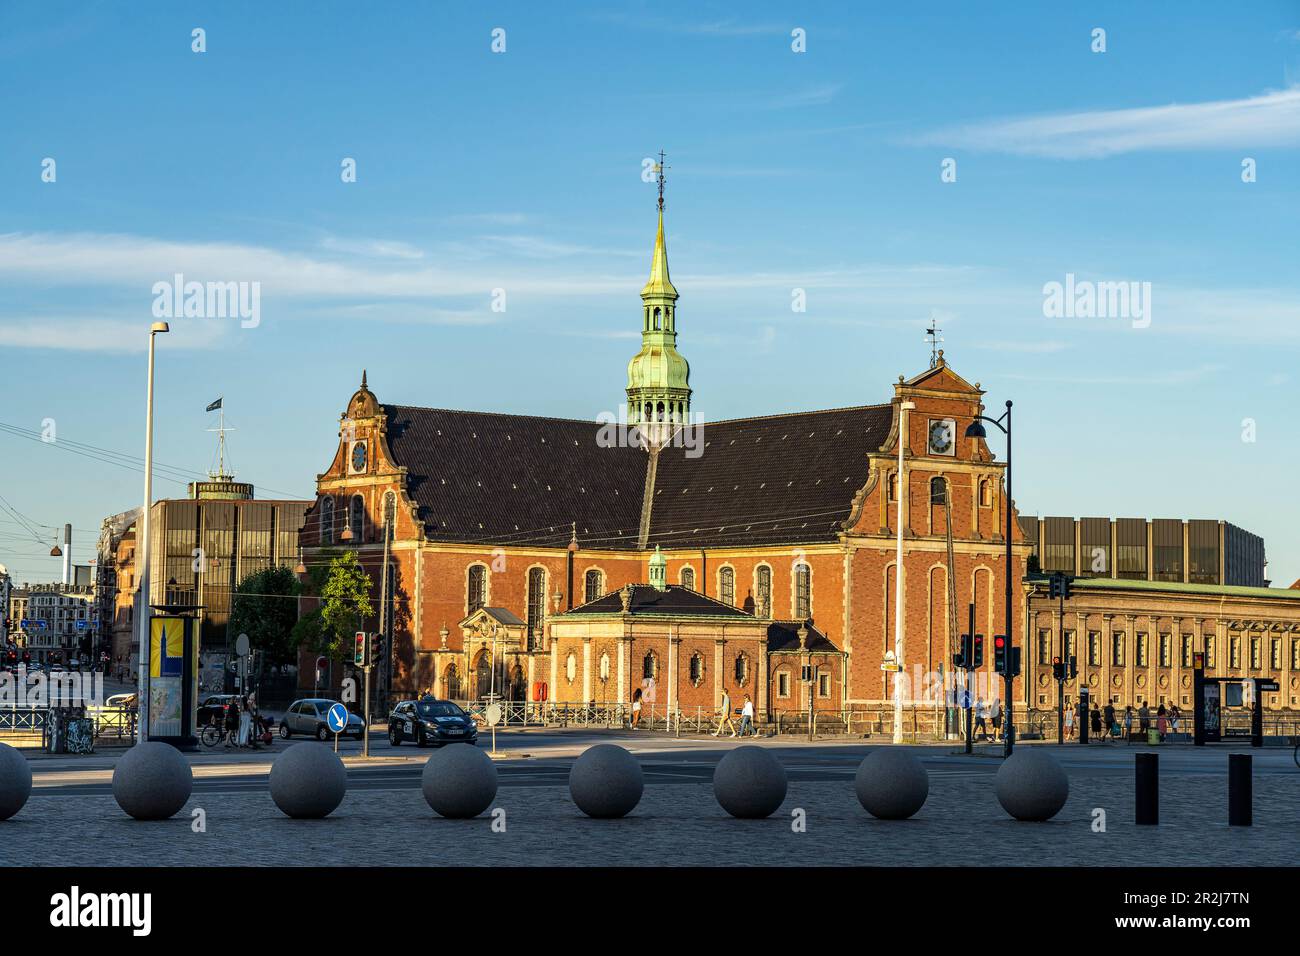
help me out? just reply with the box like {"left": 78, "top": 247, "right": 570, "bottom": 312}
{"left": 299, "top": 197, "right": 1030, "bottom": 729}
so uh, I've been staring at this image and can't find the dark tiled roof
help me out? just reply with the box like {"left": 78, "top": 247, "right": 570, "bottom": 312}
{"left": 766, "top": 620, "right": 841, "bottom": 653}
{"left": 647, "top": 405, "right": 892, "bottom": 548}
{"left": 382, "top": 403, "right": 891, "bottom": 551}
{"left": 383, "top": 405, "right": 645, "bottom": 548}
{"left": 561, "top": 584, "right": 754, "bottom": 618}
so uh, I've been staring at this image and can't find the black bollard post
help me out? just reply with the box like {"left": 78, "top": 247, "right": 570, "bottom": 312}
{"left": 1135, "top": 752, "right": 1158, "bottom": 825}
{"left": 1228, "top": 754, "right": 1252, "bottom": 827}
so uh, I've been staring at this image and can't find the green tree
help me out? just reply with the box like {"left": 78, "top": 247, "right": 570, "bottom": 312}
{"left": 310, "top": 550, "right": 373, "bottom": 661}
{"left": 228, "top": 565, "right": 302, "bottom": 670}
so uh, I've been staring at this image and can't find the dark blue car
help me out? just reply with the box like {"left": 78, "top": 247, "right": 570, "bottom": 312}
{"left": 388, "top": 698, "right": 478, "bottom": 747}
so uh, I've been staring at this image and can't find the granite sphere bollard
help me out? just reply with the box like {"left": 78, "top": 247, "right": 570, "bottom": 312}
{"left": 995, "top": 748, "right": 1069, "bottom": 821}
{"left": 855, "top": 749, "right": 929, "bottom": 820}
{"left": 112, "top": 742, "right": 193, "bottom": 820}
{"left": 270, "top": 743, "right": 347, "bottom": 819}
{"left": 568, "top": 744, "right": 644, "bottom": 818}
{"left": 422, "top": 744, "right": 498, "bottom": 818}
{"left": 0, "top": 741, "right": 33, "bottom": 821}
{"left": 713, "top": 745, "right": 788, "bottom": 818}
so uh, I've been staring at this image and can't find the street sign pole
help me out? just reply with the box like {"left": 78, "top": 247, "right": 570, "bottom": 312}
{"left": 362, "top": 663, "right": 371, "bottom": 758}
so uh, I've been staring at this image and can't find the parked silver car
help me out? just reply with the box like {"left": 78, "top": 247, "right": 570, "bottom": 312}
{"left": 279, "top": 698, "right": 364, "bottom": 741}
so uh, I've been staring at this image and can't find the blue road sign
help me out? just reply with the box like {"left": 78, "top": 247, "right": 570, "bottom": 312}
{"left": 327, "top": 703, "right": 349, "bottom": 735}
{"left": 76, "top": 620, "right": 87, "bottom": 630}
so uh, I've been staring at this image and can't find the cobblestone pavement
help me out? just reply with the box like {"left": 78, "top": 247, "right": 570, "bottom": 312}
{"left": 4, "top": 764, "right": 1297, "bottom": 867}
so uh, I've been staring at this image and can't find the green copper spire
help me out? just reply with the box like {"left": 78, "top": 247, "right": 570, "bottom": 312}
{"left": 627, "top": 152, "right": 691, "bottom": 434}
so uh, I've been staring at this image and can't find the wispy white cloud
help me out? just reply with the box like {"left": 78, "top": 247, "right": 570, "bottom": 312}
{"left": 766, "top": 83, "right": 841, "bottom": 110}
{"left": 318, "top": 237, "right": 425, "bottom": 260}
{"left": 909, "top": 86, "right": 1300, "bottom": 158}
{"left": 0, "top": 317, "right": 227, "bottom": 352}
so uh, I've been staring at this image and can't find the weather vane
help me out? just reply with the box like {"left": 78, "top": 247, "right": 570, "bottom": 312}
{"left": 655, "top": 149, "right": 668, "bottom": 211}
{"left": 925, "top": 318, "right": 944, "bottom": 368}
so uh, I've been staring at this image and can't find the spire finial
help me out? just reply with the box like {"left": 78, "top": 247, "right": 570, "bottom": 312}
{"left": 655, "top": 149, "right": 668, "bottom": 211}
{"left": 361, "top": 369, "right": 368, "bottom": 390}
{"left": 925, "top": 318, "right": 944, "bottom": 369}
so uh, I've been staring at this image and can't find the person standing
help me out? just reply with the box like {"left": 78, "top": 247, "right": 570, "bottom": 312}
{"left": 1104, "top": 701, "right": 1117, "bottom": 740}
{"left": 223, "top": 696, "right": 241, "bottom": 748}
{"left": 712, "top": 687, "right": 737, "bottom": 737}
{"left": 1123, "top": 705, "right": 1134, "bottom": 743}
{"left": 1090, "top": 701, "right": 1103, "bottom": 742}
{"left": 974, "top": 697, "right": 988, "bottom": 740}
{"left": 1156, "top": 703, "right": 1168, "bottom": 741}
{"left": 630, "top": 687, "right": 642, "bottom": 730}
{"left": 738, "top": 694, "right": 755, "bottom": 737}
{"left": 990, "top": 696, "right": 1003, "bottom": 740}
{"left": 1169, "top": 704, "right": 1181, "bottom": 735}
{"left": 1063, "top": 701, "right": 1075, "bottom": 740}
{"left": 1138, "top": 701, "right": 1151, "bottom": 741}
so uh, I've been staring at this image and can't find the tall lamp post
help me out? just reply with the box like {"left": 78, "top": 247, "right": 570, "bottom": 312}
{"left": 964, "top": 399, "right": 1015, "bottom": 757}
{"left": 136, "top": 321, "right": 169, "bottom": 741}
{"left": 892, "top": 400, "right": 915, "bottom": 744}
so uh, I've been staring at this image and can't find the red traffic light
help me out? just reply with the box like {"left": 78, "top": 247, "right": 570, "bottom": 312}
{"left": 994, "top": 636, "right": 1006, "bottom": 649}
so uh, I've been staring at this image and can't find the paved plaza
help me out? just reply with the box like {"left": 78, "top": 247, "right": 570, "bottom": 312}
{"left": 3, "top": 731, "right": 1297, "bottom": 867}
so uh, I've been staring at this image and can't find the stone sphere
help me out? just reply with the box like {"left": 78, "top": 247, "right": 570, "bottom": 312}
{"left": 995, "top": 748, "right": 1069, "bottom": 821}
{"left": 422, "top": 744, "right": 498, "bottom": 818}
{"left": 713, "top": 745, "right": 787, "bottom": 819}
{"left": 270, "top": 743, "right": 347, "bottom": 819}
{"left": 112, "top": 742, "right": 193, "bottom": 820}
{"left": 0, "top": 742, "right": 32, "bottom": 821}
{"left": 855, "top": 749, "right": 929, "bottom": 820}
{"left": 568, "top": 744, "right": 643, "bottom": 818}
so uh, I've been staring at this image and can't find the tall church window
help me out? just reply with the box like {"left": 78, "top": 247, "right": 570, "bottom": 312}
{"left": 467, "top": 565, "right": 487, "bottom": 613}
{"left": 643, "top": 651, "right": 658, "bottom": 680}
{"left": 320, "top": 497, "right": 334, "bottom": 545}
{"left": 755, "top": 565, "right": 772, "bottom": 618}
{"left": 930, "top": 476, "right": 948, "bottom": 506}
{"left": 794, "top": 563, "right": 811, "bottom": 619}
{"left": 680, "top": 567, "right": 695, "bottom": 590}
{"left": 348, "top": 494, "right": 365, "bottom": 543}
{"left": 719, "top": 567, "right": 735, "bottom": 606}
{"left": 584, "top": 569, "right": 603, "bottom": 604}
{"left": 526, "top": 568, "right": 546, "bottom": 647}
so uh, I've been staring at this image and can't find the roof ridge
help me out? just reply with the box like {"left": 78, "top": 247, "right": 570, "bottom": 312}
{"left": 384, "top": 402, "right": 892, "bottom": 428}
{"left": 704, "top": 402, "right": 891, "bottom": 426}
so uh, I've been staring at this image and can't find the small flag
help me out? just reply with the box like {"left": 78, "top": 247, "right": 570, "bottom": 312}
{"left": 206, "top": 398, "right": 223, "bottom": 412}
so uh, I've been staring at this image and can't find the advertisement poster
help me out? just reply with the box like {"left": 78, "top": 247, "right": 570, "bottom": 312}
{"left": 1202, "top": 682, "right": 1221, "bottom": 742}
{"left": 148, "top": 617, "right": 191, "bottom": 738}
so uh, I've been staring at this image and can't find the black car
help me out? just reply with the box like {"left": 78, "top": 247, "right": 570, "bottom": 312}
{"left": 197, "top": 694, "right": 240, "bottom": 727}
{"left": 388, "top": 698, "right": 478, "bottom": 747}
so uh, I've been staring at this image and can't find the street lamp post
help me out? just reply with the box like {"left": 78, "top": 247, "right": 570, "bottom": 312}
{"left": 892, "top": 400, "right": 915, "bottom": 744}
{"left": 135, "top": 321, "right": 169, "bottom": 742}
{"left": 965, "top": 399, "right": 1015, "bottom": 757}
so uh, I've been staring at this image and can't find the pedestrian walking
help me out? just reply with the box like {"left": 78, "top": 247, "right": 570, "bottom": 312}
{"left": 1138, "top": 702, "right": 1151, "bottom": 741}
{"left": 712, "top": 687, "right": 737, "bottom": 737}
{"left": 990, "top": 697, "right": 1003, "bottom": 740}
{"left": 974, "top": 697, "right": 988, "bottom": 740}
{"left": 738, "top": 694, "right": 755, "bottom": 737}
{"left": 1090, "top": 702, "right": 1102, "bottom": 741}
{"left": 630, "top": 688, "right": 642, "bottom": 730}
{"left": 1156, "top": 703, "right": 1168, "bottom": 741}
{"left": 1104, "top": 701, "right": 1117, "bottom": 740}
{"left": 1123, "top": 705, "right": 1134, "bottom": 743}
{"left": 1169, "top": 704, "right": 1181, "bottom": 735}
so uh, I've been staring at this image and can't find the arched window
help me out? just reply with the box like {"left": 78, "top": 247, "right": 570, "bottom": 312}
{"left": 794, "top": 562, "right": 811, "bottom": 620}
{"left": 320, "top": 497, "right": 334, "bottom": 545}
{"left": 584, "top": 569, "right": 603, "bottom": 604}
{"left": 734, "top": 653, "right": 750, "bottom": 686}
{"left": 688, "top": 652, "right": 705, "bottom": 685}
{"left": 642, "top": 651, "right": 658, "bottom": 680}
{"left": 979, "top": 479, "right": 993, "bottom": 508}
{"left": 930, "top": 476, "right": 948, "bottom": 506}
{"left": 719, "top": 567, "right": 735, "bottom": 606}
{"left": 526, "top": 568, "right": 546, "bottom": 645}
{"left": 653, "top": 307, "right": 661, "bottom": 330}
{"left": 887, "top": 473, "right": 898, "bottom": 501}
{"left": 680, "top": 567, "right": 695, "bottom": 590}
{"left": 755, "top": 565, "right": 772, "bottom": 618}
{"left": 349, "top": 494, "right": 365, "bottom": 542}
{"left": 565, "top": 653, "right": 577, "bottom": 683}
{"left": 467, "top": 565, "right": 487, "bottom": 612}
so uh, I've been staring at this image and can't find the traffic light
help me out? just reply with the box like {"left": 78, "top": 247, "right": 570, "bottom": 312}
{"left": 1067, "top": 656, "right": 1078, "bottom": 681}
{"left": 353, "top": 631, "right": 367, "bottom": 666}
{"left": 972, "top": 634, "right": 984, "bottom": 668}
{"left": 993, "top": 634, "right": 1007, "bottom": 674}
{"left": 1052, "top": 656, "right": 1064, "bottom": 681}
{"left": 1049, "top": 573, "right": 1072, "bottom": 601}
{"left": 1008, "top": 646, "right": 1021, "bottom": 678}
{"left": 955, "top": 633, "right": 972, "bottom": 669}
{"left": 369, "top": 633, "right": 385, "bottom": 667}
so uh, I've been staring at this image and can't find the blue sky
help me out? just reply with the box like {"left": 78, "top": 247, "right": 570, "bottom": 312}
{"left": 1, "top": 1, "right": 1298, "bottom": 583}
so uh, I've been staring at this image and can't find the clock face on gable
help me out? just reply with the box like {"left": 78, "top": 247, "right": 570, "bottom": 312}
{"left": 349, "top": 440, "right": 368, "bottom": 473}
{"left": 927, "top": 419, "right": 956, "bottom": 456}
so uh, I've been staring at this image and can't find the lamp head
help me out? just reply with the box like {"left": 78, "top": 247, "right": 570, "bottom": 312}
{"left": 964, "top": 420, "right": 987, "bottom": 439}
{"left": 150, "top": 322, "right": 170, "bottom": 334}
